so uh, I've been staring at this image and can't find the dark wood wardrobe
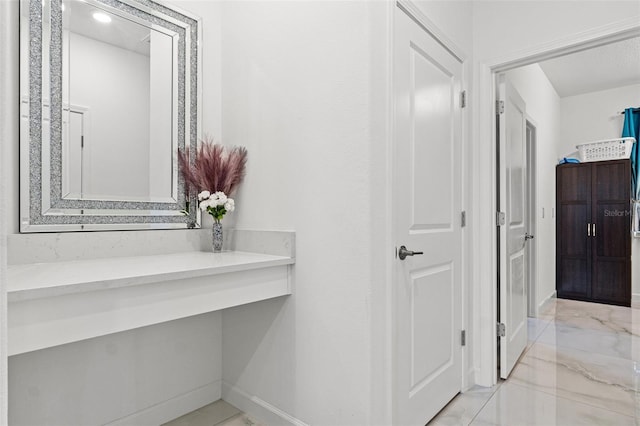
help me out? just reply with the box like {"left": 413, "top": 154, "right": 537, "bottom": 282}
{"left": 556, "top": 159, "right": 631, "bottom": 307}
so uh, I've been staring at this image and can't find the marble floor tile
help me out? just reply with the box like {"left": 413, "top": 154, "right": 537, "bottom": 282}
{"left": 429, "top": 385, "right": 501, "bottom": 426}
{"left": 165, "top": 300, "right": 638, "bottom": 426}
{"left": 471, "top": 382, "right": 636, "bottom": 426}
{"left": 527, "top": 317, "right": 552, "bottom": 346}
{"left": 552, "top": 299, "right": 640, "bottom": 336}
{"left": 509, "top": 341, "right": 638, "bottom": 417}
{"left": 537, "top": 320, "right": 640, "bottom": 361}
{"left": 162, "top": 400, "right": 241, "bottom": 426}
{"left": 439, "top": 298, "right": 639, "bottom": 426}
{"left": 537, "top": 298, "right": 559, "bottom": 320}
{"left": 217, "top": 413, "right": 265, "bottom": 426}
{"left": 198, "top": 400, "right": 243, "bottom": 423}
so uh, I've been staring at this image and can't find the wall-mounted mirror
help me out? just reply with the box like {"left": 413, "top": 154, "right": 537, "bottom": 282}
{"left": 20, "top": 0, "right": 201, "bottom": 232}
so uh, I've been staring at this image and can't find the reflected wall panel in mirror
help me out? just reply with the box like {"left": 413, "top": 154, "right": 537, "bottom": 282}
{"left": 19, "top": 0, "right": 201, "bottom": 232}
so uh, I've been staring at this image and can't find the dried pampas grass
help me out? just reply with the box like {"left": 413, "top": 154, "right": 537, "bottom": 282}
{"left": 178, "top": 136, "right": 247, "bottom": 196}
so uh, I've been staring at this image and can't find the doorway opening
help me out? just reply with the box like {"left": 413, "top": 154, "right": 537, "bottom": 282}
{"left": 490, "top": 27, "right": 640, "bottom": 383}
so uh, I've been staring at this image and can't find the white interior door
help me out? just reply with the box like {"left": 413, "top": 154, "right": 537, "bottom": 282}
{"left": 497, "top": 75, "right": 528, "bottom": 379}
{"left": 394, "top": 7, "right": 463, "bottom": 425}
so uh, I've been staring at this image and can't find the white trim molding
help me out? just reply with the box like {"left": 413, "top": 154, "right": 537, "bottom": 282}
{"left": 222, "top": 382, "right": 309, "bottom": 426}
{"left": 105, "top": 381, "right": 221, "bottom": 426}
{"left": 632, "top": 294, "right": 640, "bottom": 309}
{"left": 538, "top": 291, "right": 557, "bottom": 314}
{"left": 395, "top": 0, "right": 467, "bottom": 62}
{"left": 490, "top": 16, "right": 640, "bottom": 73}
{"left": 369, "top": 0, "right": 394, "bottom": 423}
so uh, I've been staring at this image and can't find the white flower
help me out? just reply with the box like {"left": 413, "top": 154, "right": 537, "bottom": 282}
{"left": 206, "top": 192, "right": 219, "bottom": 207}
{"left": 224, "top": 198, "right": 235, "bottom": 212}
{"left": 199, "top": 198, "right": 213, "bottom": 211}
{"left": 197, "top": 190, "right": 211, "bottom": 201}
{"left": 215, "top": 191, "right": 227, "bottom": 204}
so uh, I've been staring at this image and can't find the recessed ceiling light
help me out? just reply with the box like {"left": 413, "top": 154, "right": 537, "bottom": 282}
{"left": 92, "top": 12, "right": 111, "bottom": 23}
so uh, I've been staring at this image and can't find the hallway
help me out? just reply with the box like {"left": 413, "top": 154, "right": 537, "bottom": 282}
{"left": 431, "top": 298, "right": 639, "bottom": 425}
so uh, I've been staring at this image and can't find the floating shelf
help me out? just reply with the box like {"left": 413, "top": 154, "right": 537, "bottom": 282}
{"left": 8, "top": 251, "right": 295, "bottom": 356}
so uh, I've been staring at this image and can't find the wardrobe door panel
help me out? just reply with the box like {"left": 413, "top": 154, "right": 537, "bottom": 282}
{"left": 557, "top": 163, "right": 591, "bottom": 300}
{"left": 591, "top": 160, "right": 631, "bottom": 307}
{"left": 592, "top": 260, "right": 630, "bottom": 305}
{"left": 593, "top": 162, "right": 630, "bottom": 201}
{"left": 558, "top": 258, "right": 590, "bottom": 298}
{"left": 559, "top": 165, "right": 590, "bottom": 201}
{"left": 559, "top": 204, "right": 589, "bottom": 257}
{"left": 595, "top": 202, "right": 631, "bottom": 258}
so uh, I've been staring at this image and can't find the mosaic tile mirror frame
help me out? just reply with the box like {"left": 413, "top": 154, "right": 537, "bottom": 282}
{"left": 19, "top": 0, "right": 201, "bottom": 232}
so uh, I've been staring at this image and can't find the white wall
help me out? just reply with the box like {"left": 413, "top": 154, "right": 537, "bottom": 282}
{"left": 412, "top": 1, "right": 473, "bottom": 53}
{"left": 0, "top": 1, "right": 16, "bottom": 423}
{"left": 4, "top": 1, "right": 225, "bottom": 424}
{"left": 473, "top": 1, "right": 640, "bottom": 63}
{"left": 559, "top": 84, "right": 640, "bottom": 155}
{"left": 219, "top": 2, "right": 378, "bottom": 423}
{"left": 148, "top": 30, "right": 174, "bottom": 200}
{"left": 506, "top": 64, "right": 561, "bottom": 311}
{"left": 559, "top": 83, "right": 640, "bottom": 302}
{"left": 8, "top": 312, "right": 222, "bottom": 425}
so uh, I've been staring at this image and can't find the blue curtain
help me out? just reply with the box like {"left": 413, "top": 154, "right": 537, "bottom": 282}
{"left": 622, "top": 108, "right": 640, "bottom": 199}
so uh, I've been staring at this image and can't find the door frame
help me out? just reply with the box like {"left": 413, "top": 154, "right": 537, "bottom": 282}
{"left": 475, "top": 17, "right": 640, "bottom": 386}
{"left": 525, "top": 119, "right": 537, "bottom": 317}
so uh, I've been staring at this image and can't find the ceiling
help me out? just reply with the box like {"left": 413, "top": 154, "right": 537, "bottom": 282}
{"left": 63, "top": 0, "right": 151, "bottom": 56}
{"left": 538, "top": 37, "right": 640, "bottom": 98}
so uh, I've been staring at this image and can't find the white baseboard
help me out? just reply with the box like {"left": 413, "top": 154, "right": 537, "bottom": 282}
{"left": 105, "top": 381, "right": 221, "bottom": 426}
{"left": 463, "top": 366, "right": 477, "bottom": 391}
{"left": 222, "top": 382, "right": 309, "bottom": 426}
{"left": 538, "top": 290, "right": 556, "bottom": 313}
{"left": 537, "top": 291, "right": 638, "bottom": 308}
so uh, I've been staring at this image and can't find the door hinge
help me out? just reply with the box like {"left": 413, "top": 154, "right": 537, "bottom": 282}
{"left": 461, "top": 330, "right": 466, "bottom": 346}
{"left": 81, "top": 135, "right": 84, "bottom": 148}
{"left": 496, "top": 211, "right": 505, "bottom": 226}
{"left": 460, "top": 90, "right": 467, "bottom": 108}
{"left": 496, "top": 100, "right": 504, "bottom": 115}
{"left": 497, "top": 322, "right": 506, "bottom": 337}
{"left": 461, "top": 211, "right": 466, "bottom": 228}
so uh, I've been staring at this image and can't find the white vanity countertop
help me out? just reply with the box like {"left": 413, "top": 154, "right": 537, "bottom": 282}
{"left": 8, "top": 251, "right": 295, "bottom": 302}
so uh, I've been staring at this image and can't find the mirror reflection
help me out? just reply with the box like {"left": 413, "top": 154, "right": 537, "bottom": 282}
{"left": 19, "top": 0, "right": 200, "bottom": 232}
{"left": 61, "top": 0, "right": 175, "bottom": 202}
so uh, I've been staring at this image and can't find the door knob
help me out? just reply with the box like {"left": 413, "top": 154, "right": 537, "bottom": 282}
{"left": 525, "top": 233, "right": 534, "bottom": 241}
{"left": 398, "top": 245, "right": 424, "bottom": 260}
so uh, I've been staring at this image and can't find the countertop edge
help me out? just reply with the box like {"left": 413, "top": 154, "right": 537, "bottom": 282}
{"left": 8, "top": 251, "right": 295, "bottom": 302}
